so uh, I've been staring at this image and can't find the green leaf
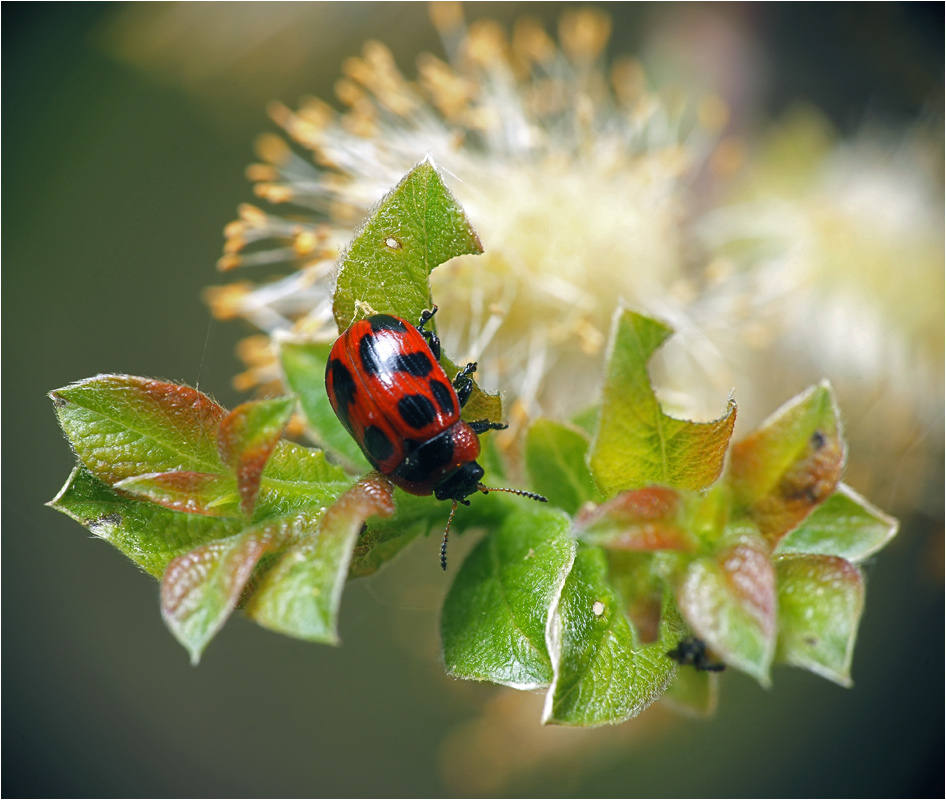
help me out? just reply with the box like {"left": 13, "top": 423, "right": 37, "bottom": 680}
{"left": 446, "top": 357, "right": 503, "bottom": 425}
{"left": 775, "top": 554, "right": 865, "bottom": 687}
{"left": 245, "top": 475, "right": 396, "bottom": 643}
{"left": 161, "top": 516, "right": 305, "bottom": 664}
{"left": 349, "top": 491, "right": 445, "bottom": 578}
{"left": 661, "top": 667, "right": 719, "bottom": 717}
{"left": 278, "top": 340, "right": 369, "bottom": 471}
{"left": 441, "top": 506, "right": 575, "bottom": 688}
{"left": 728, "top": 382, "right": 845, "bottom": 546}
{"left": 256, "top": 440, "right": 352, "bottom": 518}
{"left": 114, "top": 471, "right": 240, "bottom": 517}
{"left": 120, "top": 439, "right": 352, "bottom": 517}
{"left": 674, "top": 535, "right": 777, "bottom": 685}
{"left": 525, "top": 418, "right": 602, "bottom": 515}
{"left": 121, "top": 438, "right": 353, "bottom": 524}
{"left": 50, "top": 375, "right": 227, "bottom": 484}
{"left": 476, "top": 428, "right": 509, "bottom": 483}
{"left": 606, "top": 551, "right": 667, "bottom": 644}
{"left": 47, "top": 467, "right": 244, "bottom": 577}
{"left": 685, "top": 483, "right": 733, "bottom": 547}
{"left": 574, "top": 487, "right": 694, "bottom": 552}
{"left": 544, "top": 546, "right": 682, "bottom": 726}
{"left": 775, "top": 483, "right": 899, "bottom": 562}
{"left": 217, "top": 397, "right": 295, "bottom": 516}
{"left": 571, "top": 405, "right": 599, "bottom": 437}
{"left": 588, "top": 309, "right": 736, "bottom": 498}
{"left": 329, "top": 160, "right": 499, "bottom": 423}
{"left": 332, "top": 158, "right": 483, "bottom": 332}
{"left": 351, "top": 472, "right": 535, "bottom": 580}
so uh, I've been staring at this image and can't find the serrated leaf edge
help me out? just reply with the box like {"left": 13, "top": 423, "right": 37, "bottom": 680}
{"left": 775, "top": 482, "right": 899, "bottom": 562}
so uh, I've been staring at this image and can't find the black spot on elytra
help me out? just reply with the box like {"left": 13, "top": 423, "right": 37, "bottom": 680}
{"left": 363, "top": 425, "right": 395, "bottom": 463}
{"left": 394, "top": 351, "right": 433, "bottom": 377}
{"left": 429, "top": 379, "right": 455, "bottom": 416}
{"left": 329, "top": 359, "right": 357, "bottom": 418}
{"left": 397, "top": 394, "right": 437, "bottom": 429}
{"left": 395, "top": 431, "right": 455, "bottom": 483}
{"left": 359, "top": 334, "right": 381, "bottom": 375}
{"left": 368, "top": 315, "right": 407, "bottom": 333}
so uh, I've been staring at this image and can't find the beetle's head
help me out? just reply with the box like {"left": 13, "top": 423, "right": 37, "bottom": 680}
{"left": 434, "top": 460, "right": 485, "bottom": 504}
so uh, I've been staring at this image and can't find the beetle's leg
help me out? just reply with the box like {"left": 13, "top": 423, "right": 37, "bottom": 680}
{"left": 416, "top": 306, "right": 441, "bottom": 361}
{"left": 453, "top": 361, "right": 478, "bottom": 408}
{"left": 417, "top": 306, "right": 438, "bottom": 329}
{"left": 469, "top": 419, "right": 507, "bottom": 435}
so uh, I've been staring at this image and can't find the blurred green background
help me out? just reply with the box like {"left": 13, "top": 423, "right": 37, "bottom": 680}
{"left": 4, "top": 3, "right": 942, "bottom": 796}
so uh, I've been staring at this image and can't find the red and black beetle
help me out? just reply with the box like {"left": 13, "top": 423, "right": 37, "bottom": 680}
{"left": 325, "top": 306, "right": 546, "bottom": 569}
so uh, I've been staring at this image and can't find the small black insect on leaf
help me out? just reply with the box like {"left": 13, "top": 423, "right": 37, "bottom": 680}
{"left": 667, "top": 637, "right": 726, "bottom": 672}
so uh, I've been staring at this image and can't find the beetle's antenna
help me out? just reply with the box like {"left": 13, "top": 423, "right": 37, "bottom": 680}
{"left": 441, "top": 500, "right": 458, "bottom": 571}
{"left": 477, "top": 484, "right": 548, "bottom": 503}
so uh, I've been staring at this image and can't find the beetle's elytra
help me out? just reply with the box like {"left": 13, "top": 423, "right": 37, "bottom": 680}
{"left": 326, "top": 307, "right": 546, "bottom": 569}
